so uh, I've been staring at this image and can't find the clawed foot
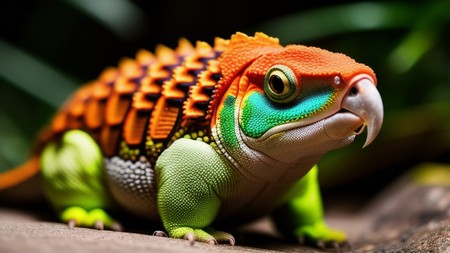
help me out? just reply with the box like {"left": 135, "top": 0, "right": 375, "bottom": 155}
{"left": 298, "top": 236, "right": 351, "bottom": 252}
{"left": 294, "top": 222, "right": 350, "bottom": 252}
{"left": 162, "top": 227, "right": 235, "bottom": 246}
{"left": 61, "top": 206, "right": 122, "bottom": 231}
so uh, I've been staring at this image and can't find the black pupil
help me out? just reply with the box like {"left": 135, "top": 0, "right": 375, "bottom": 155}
{"left": 270, "top": 75, "right": 285, "bottom": 94}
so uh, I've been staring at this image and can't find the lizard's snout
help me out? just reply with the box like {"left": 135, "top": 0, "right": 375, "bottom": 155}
{"left": 323, "top": 75, "right": 383, "bottom": 148}
{"left": 341, "top": 77, "right": 384, "bottom": 148}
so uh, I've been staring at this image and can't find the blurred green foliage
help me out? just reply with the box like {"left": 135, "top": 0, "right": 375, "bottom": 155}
{"left": 1, "top": 0, "right": 449, "bottom": 196}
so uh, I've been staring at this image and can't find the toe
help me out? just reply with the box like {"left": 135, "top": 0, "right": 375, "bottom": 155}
{"left": 316, "top": 240, "right": 325, "bottom": 250}
{"left": 332, "top": 241, "right": 340, "bottom": 252}
{"left": 153, "top": 230, "right": 168, "bottom": 237}
{"left": 110, "top": 222, "right": 123, "bottom": 232}
{"left": 184, "top": 232, "right": 196, "bottom": 245}
{"left": 208, "top": 229, "right": 235, "bottom": 245}
{"left": 168, "top": 227, "right": 235, "bottom": 245}
{"left": 208, "top": 239, "right": 218, "bottom": 245}
{"left": 94, "top": 220, "right": 104, "bottom": 230}
{"left": 67, "top": 219, "right": 77, "bottom": 229}
{"left": 60, "top": 207, "right": 122, "bottom": 231}
{"left": 61, "top": 206, "right": 87, "bottom": 228}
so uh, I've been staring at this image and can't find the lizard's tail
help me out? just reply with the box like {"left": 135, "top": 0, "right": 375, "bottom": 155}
{"left": 0, "top": 156, "right": 40, "bottom": 190}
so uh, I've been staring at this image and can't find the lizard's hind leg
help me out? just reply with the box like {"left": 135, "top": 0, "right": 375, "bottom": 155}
{"left": 41, "top": 130, "right": 121, "bottom": 231}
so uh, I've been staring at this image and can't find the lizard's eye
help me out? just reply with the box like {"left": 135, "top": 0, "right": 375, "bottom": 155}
{"left": 264, "top": 65, "right": 300, "bottom": 103}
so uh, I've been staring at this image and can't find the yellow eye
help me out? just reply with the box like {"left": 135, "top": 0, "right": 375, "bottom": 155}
{"left": 264, "top": 65, "right": 300, "bottom": 103}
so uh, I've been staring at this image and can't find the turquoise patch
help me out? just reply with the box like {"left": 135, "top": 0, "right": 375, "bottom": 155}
{"left": 240, "top": 86, "right": 336, "bottom": 138}
{"left": 218, "top": 95, "right": 239, "bottom": 148}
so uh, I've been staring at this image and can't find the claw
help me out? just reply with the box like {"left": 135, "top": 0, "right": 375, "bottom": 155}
{"left": 297, "top": 235, "right": 305, "bottom": 245}
{"left": 67, "top": 219, "right": 76, "bottom": 229}
{"left": 206, "top": 229, "right": 236, "bottom": 245}
{"left": 316, "top": 240, "right": 325, "bottom": 250}
{"left": 331, "top": 241, "right": 341, "bottom": 252}
{"left": 208, "top": 239, "right": 218, "bottom": 245}
{"left": 184, "top": 232, "right": 196, "bottom": 245}
{"left": 153, "top": 230, "right": 168, "bottom": 237}
{"left": 324, "top": 240, "right": 351, "bottom": 252}
{"left": 111, "top": 222, "right": 123, "bottom": 232}
{"left": 228, "top": 237, "right": 236, "bottom": 246}
{"left": 61, "top": 207, "right": 121, "bottom": 232}
{"left": 94, "top": 220, "right": 104, "bottom": 230}
{"left": 169, "top": 227, "right": 235, "bottom": 245}
{"left": 342, "top": 241, "right": 351, "bottom": 251}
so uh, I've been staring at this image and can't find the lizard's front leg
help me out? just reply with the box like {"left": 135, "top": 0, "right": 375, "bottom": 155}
{"left": 155, "top": 138, "right": 235, "bottom": 245}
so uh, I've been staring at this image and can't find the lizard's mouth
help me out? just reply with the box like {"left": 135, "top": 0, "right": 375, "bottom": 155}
{"left": 353, "top": 123, "right": 366, "bottom": 135}
{"left": 323, "top": 78, "right": 383, "bottom": 148}
{"left": 337, "top": 108, "right": 366, "bottom": 134}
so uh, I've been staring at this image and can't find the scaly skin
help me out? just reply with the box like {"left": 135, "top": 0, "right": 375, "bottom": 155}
{"left": 0, "top": 32, "right": 383, "bottom": 250}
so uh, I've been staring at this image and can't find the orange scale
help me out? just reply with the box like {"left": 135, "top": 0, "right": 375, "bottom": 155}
{"left": 175, "top": 38, "right": 195, "bottom": 56}
{"left": 140, "top": 77, "right": 161, "bottom": 95}
{"left": 155, "top": 44, "right": 178, "bottom": 66}
{"left": 173, "top": 67, "right": 195, "bottom": 84}
{"left": 161, "top": 80, "right": 185, "bottom": 100}
{"left": 67, "top": 114, "right": 83, "bottom": 130}
{"left": 189, "top": 85, "right": 210, "bottom": 102}
{"left": 100, "top": 126, "right": 120, "bottom": 157}
{"left": 205, "top": 60, "right": 220, "bottom": 74}
{"left": 197, "top": 71, "right": 217, "bottom": 88}
{"left": 132, "top": 92, "right": 155, "bottom": 111}
{"left": 213, "top": 37, "right": 229, "bottom": 52}
{"left": 85, "top": 99, "right": 106, "bottom": 130}
{"left": 149, "top": 99, "right": 180, "bottom": 140}
{"left": 195, "top": 41, "right": 214, "bottom": 58}
{"left": 183, "top": 99, "right": 206, "bottom": 119}
{"left": 51, "top": 112, "right": 68, "bottom": 133}
{"left": 123, "top": 108, "right": 151, "bottom": 146}
{"left": 183, "top": 56, "right": 204, "bottom": 70}
{"left": 92, "top": 82, "right": 111, "bottom": 100}
{"left": 114, "top": 78, "right": 137, "bottom": 95}
{"left": 148, "top": 64, "right": 170, "bottom": 80}
{"left": 68, "top": 99, "right": 86, "bottom": 118}
{"left": 119, "top": 58, "right": 142, "bottom": 78}
{"left": 105, "top": 92, "right": 132, "bottom": 126}
{"left": 136, "top": 49, "right": 155, "bottom": 66}
{"left": 99, "top": 67, "right": 118, "bottom": 83}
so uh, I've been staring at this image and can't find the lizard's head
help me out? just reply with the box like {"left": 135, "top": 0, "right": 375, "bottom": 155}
{"left": 214, "top": 33, "right": 383, "bottom": 170}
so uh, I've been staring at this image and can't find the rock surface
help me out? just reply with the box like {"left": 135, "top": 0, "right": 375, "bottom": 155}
{"left": 1, "top": 166, "right": 449, "bottom": 253}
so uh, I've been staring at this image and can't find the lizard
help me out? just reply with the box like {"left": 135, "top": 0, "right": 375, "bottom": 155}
{"left": 0, "top": 32, "right": 383, "bottom": 249}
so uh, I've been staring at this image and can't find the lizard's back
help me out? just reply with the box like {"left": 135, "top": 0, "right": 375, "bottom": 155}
{"left": 48, "top": 38, "right": 227, "bottom": 162}
{"left": 9, "top": 38, "right": 230, "bottom": 217}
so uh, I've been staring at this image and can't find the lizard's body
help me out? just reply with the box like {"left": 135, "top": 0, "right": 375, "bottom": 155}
{"left": 0, "top": 32, "right": 383, "bottom": 249}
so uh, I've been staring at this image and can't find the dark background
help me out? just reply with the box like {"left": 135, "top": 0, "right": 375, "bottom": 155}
{"left": 1, "top": 0, "right": 449, "bottom": 208}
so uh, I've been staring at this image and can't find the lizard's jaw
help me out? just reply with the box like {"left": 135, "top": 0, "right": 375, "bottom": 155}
{"left": 323, "top": 77, "right": 383, "bottom": 148}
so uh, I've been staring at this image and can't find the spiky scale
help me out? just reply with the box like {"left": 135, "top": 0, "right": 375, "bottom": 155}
{"left": 43, "top": 36, "right": 227, "bottom": 162}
